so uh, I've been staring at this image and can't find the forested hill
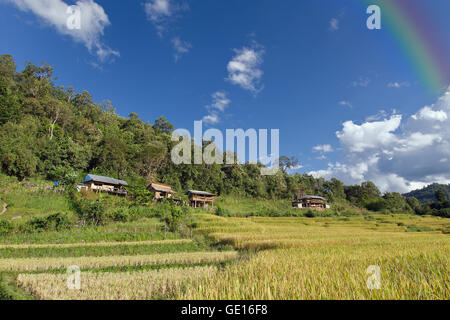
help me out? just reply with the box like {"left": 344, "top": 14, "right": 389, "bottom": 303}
{"left": 0, "top": 54, "right": 441, "bottom": 215}
{"left": 403, "top": 184, "right": 450, "bottom": 204}
{"left": 0, "top": 53, "right": 329, "bottom": 199}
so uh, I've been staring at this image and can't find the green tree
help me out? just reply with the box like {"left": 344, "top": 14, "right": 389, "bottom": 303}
{"left": 153, "top": 116, "right": 174, "bottom": 134}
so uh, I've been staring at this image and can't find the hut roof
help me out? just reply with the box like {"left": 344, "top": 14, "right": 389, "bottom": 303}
{"left": 187, "top": 190, "right": 216, "bottom": 197}
{"left": 296, "top": 195, "right": 325, "bottom": 201}
{"left": 82, "top": 174, "right": 128, "bottom": 186}
{"left": 148, "top": 183, "right": 175, "bottom": 194}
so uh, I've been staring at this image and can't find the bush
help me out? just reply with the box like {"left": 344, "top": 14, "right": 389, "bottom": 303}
{"left": 45, "top": 213, "right": 71, "bottom": 231}
{"left": 109, "top": 208, "right": 131, "bottom": 222}
{"left": 76, "top": 200, "right": 106, "bottom": 226}
{"left": 25, "top": 217, "right": 47, "bottom": 233}
{"left": 215, "top": 206, "right": 230, "bottom": 217}
{"left": 23, "top": 213, "right": 72, "bottom": 233}
{"left": 364, "top": 199, "right": 388, "bottom": 211}
{"left": 0, "top": 220, "right": 13, "bottom": 236}
{"left": 162, "top": 205, "right": 188, "bottom": 232}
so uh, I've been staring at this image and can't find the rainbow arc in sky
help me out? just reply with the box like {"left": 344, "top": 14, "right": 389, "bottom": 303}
{"left": 363, "top": 0, "right": 450, "bottom": 93}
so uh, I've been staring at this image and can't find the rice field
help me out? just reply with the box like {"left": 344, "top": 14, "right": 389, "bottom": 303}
{"left": 1, "top": 213, "right": 449, "bottom": 300}
{"left": 173, "top": 214, "right": 449, "bottom": 299}
{"left": 17, "top": 266, "right": 217, "bottom": 300}
{"left": 0, "top": 251, "right": 238, "bottom": 272}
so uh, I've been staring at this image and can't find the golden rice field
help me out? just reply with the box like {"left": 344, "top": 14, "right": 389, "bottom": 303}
{"left": 0, "top": 251, "right": 238, "bottom": 272}
{"left": 0, "top": 239, "right": 193, "bottom": 250}
{"left": 173, "top": 214, "right": 450, "bottom": 299}
{"left": 3, "top": 213, "right": 449, "bottom": 300}
{"left": 17, "top": 266, "right": 216, "bottom": 300}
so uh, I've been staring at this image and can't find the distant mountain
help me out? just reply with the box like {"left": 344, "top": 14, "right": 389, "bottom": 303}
{"left": 403, "top": 183, "right": 450, "bottom": 203}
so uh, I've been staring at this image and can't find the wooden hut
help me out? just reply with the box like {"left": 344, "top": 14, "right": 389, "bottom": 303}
{"left": 147, "top": 182, "right": 176, "bottom": 200}
{"left": 186, "top": 190, "right": 217, "bottom": 208}
{"left": 82, "top": 174, "right": 128, "bottom": 196}
{"left": 292, "top": 195, "right": 330, "bottom": 211}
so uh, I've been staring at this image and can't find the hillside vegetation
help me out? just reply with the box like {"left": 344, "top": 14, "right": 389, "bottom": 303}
{"left": 404, "top": 183, "right": 450, "bottom": 203}
{"left": 0, "top": 54, "right": 449, "bottom": 301}
{"left": 2, "top": 54, "right": 447, "bottom": 217}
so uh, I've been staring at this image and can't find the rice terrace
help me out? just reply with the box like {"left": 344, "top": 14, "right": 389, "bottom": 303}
{"left": 1, "top": 0, "right": 450, "bottom": 306}
{"left": 0, "top": 175, "right": 448, "bottom": 300}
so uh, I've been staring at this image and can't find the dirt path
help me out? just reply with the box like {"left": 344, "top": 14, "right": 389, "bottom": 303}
{"left": 0, "top": 201, "right": 7, "bottom": 216}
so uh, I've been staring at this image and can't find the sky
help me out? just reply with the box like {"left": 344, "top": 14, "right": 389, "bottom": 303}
{"left": 1, "top": 0, "right": 449, "bottom": 193}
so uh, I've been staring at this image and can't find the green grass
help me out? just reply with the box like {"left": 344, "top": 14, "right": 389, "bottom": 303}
{"left": 0, "top": 273, "right": 35, "bottom": 300}
{"left": 0, "top": 241, "right": 206, "bottom": 258}
{"left": 0, "top": 218, "right": 178, "bottom": 245}
{"left": 0, "top": 175, "right": 75, "bottom": 221}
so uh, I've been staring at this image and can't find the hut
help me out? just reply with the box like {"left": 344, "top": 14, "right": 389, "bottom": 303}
{"left": 82, "top": 174, "right": 128, "bottom": 196}
{"left": 292, "top": 195, "right": 330, "bottom": 211}
{"left": 186, "top": 190, "right": 217, "bottom": 208}
{"left": 147, "top": 182, "right": 176, "bottom": 200}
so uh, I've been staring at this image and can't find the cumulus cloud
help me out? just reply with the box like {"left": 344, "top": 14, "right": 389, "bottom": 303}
{"left": 171, "top": 37, "right": 191, "bottom": 61}
{"left": 411, "top": 106, "right": 448, "bottom": 122}
{"left": 336, "top": 115, "right": 402, "bottom": 153}
{"left": 313, "top": 144, "right": 334, "bottom": 153}
{"left": 5, "top": 0, "right": 119, "bottom": 61}
{"left": 310, "top": 88, "right": 450, "bottom": 193}
{"left": 202, "top": 91, "right": 231, "bottom": 125}
{"left": 226, "top": 43, "right": 264, "bottom": 93}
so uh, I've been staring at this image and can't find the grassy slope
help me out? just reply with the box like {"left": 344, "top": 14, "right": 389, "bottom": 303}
{"left": 0, "top": 174, "right": 75, "bottom": 221}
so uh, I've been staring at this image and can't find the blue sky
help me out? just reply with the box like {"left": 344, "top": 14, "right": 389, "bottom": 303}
{"left": 1, "top": 0, "right": 449, "bottom": 192}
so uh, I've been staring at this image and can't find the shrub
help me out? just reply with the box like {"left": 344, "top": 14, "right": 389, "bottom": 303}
{"left": 25, "top": 217, "right": 47, "bottom": 233}
{"left": 23, "top": 213, "right": 72, "bottom": 233}
{"left": 109, "top": 208, "right": 130, "bottom": 222}
{"left": 45, "top": 213, "right": 71, "bottom": 231}
{"left": 0, "top": 220, "right": 13, "bottom": 236}
{"left": 215, "top": 206, "right": 230, "bottom": 217}
{"left": 162, "top": 205, "right": 188, "bottom": 232}
{"left": 77, "top": 200, "right": 106, "bottom": 226}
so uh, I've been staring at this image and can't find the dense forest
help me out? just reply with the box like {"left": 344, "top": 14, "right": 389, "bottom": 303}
{"left": 0, "top": 54, "right": 448, "bottom": 217}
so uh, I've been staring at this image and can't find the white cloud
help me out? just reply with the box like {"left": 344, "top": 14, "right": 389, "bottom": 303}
{"left": 207, "top": 91, "right": 230, "bottom": 112}
{"left": 226, "top": 43, "right": 264, "bottom": 93}
{"left": 329, "top": 18, "right": 339, "bottom": 31}
{"left": 6, "top": 0, "right": 119, "bottom": 61}
{"left": 339, "top": 101, "right": 353, "bottom": 108}
{"left": 351, "top": 77, "right": 370, "bottom": 87}
{"left": 388, "top": 81, "right": 410, "bottom": 88}
{"left": 336, "top": 115, "right": 402, "bottom": 153}
{"left": 310, "top": 88, "right": 450, "bottom": 193}
{"left": 365, "top": 110, "right": 388, "bottom": 121}
{"left": 171, "top": 37, "right": 191, "bottom": 61}
{"left": 145, "top": 0, "right": 171, "bottom": 22}
{"left": 411, "top": 106, "right": 447, "bottom": 122}
{"left": 202, "top": 114, "right": 220, "bottom": 125}
{"left": 144, "top": 0, "right": 187, "bottom": 36}
{"left": 202, "top": 91, "right": 231, "bottom": 125}
{"left": 313, "top": 144, "right": 334, "bottom": 153}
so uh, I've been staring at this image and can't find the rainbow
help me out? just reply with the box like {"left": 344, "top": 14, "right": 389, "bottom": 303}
{"left": 363, "top": 0, "right": 449, "bottom": 93}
